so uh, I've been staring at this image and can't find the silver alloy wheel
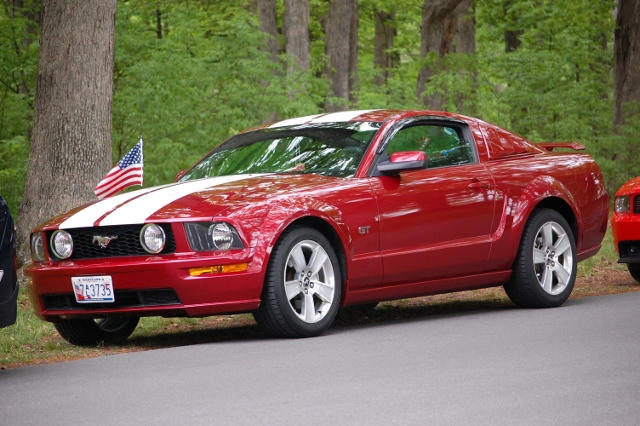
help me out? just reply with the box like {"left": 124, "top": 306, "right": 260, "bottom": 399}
{"left": 284, "top": 240, "right": 336, "bottom": 324}
{"left": 532, "top": 221, "right": 574, "bottom": 295}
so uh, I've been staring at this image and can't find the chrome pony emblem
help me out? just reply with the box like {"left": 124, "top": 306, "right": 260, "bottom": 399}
{"left": 92, "top": 235, "right": 118, "bottom": 248}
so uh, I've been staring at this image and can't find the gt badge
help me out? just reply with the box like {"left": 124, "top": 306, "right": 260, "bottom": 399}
{"left": 358, "top": 226, "right": 370, "bottom": 235}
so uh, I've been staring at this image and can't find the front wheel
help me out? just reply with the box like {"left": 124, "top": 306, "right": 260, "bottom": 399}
{"left": 627, "top": 264, "right": 640, "bottom": 283}
{"left": 504, "top": 209, "right": 577, "bottom": 308}
{"left": 254, "top": 227, "right": 342, "bottom": 338}
{"left": 54, "top": 317, "right": 139, "bottom": 346}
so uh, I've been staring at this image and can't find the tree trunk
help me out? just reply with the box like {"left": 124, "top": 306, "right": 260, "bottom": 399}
{"left": 325, "top": 0, "right": 356, "bottom": 112}
{"left": 373, "top": 9, "right": 397, "bottom": 87}
{"left": 416, "top": 0, "right": 464, "bottom": 110}
{"left": 451, "top": 0, "right": 475, "bottom": 113}
{"left": 504, "top": 0, "right": 523, "bottom": 52}
{"left": 284, "top": 0, "right": 310, "bottom": 75}
{"left": 258, "top": 0, "right": 280, "bottom": 62}
{"left": 348, "top": 0, "right": 359, "bottom": 105}
{"left": 453, "top": 0, "right": 474, "bottom": 55}
{"left": 16, "top": 0, "right": 117, "bottom": 265}
{"left": 614, "top": 0, "right": 640, "bottom": 126}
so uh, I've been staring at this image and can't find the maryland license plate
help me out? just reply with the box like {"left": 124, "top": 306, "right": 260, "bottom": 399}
{"left": 72, "top": 276, "right": 115, "bottom": 303}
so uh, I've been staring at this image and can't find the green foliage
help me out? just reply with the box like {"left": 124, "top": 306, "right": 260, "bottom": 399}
{"left": 0, "top": 0, "right": 637, "bottom": 209}
{"left": 0, "top": 1, "right": 38, "bottom": 216}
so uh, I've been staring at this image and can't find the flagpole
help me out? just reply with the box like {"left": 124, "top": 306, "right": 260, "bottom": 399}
{"left": 139, "top": 135, "right": 144, "bottom": 188}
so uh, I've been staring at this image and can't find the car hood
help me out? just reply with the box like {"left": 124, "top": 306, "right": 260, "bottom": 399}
{"left": 37, "top": 173, "right": 347, "bottom": 230}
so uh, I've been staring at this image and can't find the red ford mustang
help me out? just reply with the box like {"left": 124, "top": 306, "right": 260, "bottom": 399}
{"left": 611, "top": 177, "right": 640, "bottom": 282}
{"left": 25, "top": 110, "right": 609, "bottom": 345}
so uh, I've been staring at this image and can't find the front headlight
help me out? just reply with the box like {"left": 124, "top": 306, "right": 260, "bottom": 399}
{"left": 31, "top": 233, "right": 45, "bottom": 262}
{"left": 140, "top": 224, "right": 166, "bottom": 254}
{"left": 184, "top": 222, "right": 244, "bottom": 252}
{"left": 50, "top": 230, "right": 73, "bottom": 259}
{"left": 615, "top": 195, "right": 631, "bottom": 213}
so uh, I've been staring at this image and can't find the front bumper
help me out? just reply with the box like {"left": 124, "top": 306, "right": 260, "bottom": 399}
{"left": 25, "top": 250, "right": 265, "bottom": 322}
{"left": 611, "top": 212, "right": 640, "bottom": 263}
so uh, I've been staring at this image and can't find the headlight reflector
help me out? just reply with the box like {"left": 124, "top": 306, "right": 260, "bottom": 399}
{"left": 184, "top": 222, "right": 244, "bottom": 252}
{"left": 31, "top": 233, "right": 45, "bottom": 262}
{"left": 140, "top": 224, "right": 166, "bottom": 254}
{"left": 615, "top": 195, "right": 631, "bottom": 213}
{"left": 50, "top": 230, "right": 73, "bottom": 259}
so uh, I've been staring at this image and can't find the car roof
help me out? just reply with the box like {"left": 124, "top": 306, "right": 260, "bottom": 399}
{"left": 244, "top": 109, "right": 470, "bottom": 133}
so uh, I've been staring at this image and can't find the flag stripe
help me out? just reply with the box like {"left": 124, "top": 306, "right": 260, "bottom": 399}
{"left": 94, "top": 166, "right": 143, "bottom": 196}
{"left": 94, "top": 140, "right": 143, "bottom": 200}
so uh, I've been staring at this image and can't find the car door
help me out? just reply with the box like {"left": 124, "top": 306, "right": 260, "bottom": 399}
{"left": 369, "top": 120, "right": 496, "bottom": 285}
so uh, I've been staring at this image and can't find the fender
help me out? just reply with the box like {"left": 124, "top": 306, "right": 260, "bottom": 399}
{"left": 488, "top": 174, "right": 582, "bottom": 269}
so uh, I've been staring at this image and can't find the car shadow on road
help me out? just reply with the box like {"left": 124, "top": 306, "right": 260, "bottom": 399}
{"left": 122, "top": 298, "right": 517, "bottom": 350}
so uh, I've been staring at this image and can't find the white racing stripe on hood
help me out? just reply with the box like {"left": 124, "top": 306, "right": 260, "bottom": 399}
{"left": 99, "top": 174, "right": 260, "bottom": 226}
{"left": 59, "top": 186, "right": 161, "bottom": 229}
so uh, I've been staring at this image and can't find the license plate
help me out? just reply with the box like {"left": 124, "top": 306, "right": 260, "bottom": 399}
{"left": 72, "top": 276, "right": 115, "bottom": 303}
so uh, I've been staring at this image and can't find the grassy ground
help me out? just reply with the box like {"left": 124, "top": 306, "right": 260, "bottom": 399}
{"left": 1, "top": 229, "right": 637, "bottom": 370}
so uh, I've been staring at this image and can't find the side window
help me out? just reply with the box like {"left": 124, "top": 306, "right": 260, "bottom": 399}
{"left": 386, "top": 124, "right": 474, "bottom": 168}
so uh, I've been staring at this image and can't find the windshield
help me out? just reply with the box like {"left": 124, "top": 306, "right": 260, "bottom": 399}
{"left": 180, "top": 122, "right": 381, "bottom": 181}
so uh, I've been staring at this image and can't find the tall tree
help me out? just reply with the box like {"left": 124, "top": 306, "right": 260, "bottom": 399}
{"left": 325, "top": 0, "right": 357, "bottom": 112}
{"left": 373, "top": 8, "right": 398, "bottom": 87}
{"left": 614, "top": 0, "right": 640, "bottom": 126}
{"left": 416, "top": 0, "right": 464, "bottom": 110}
{"left": 348, "top": 0, "right": 359, "bottom": 105}
{"left": 258, "top": 0, "right": 279, "bottom": 61}
{"left": 284, "top": 0, "right": 310, "bottom": 75}
{"left": 16, "top": 0, "right": 117, "bottom": 264}
{"left": 504, "top": 0, "right": 522, "bottom": 52}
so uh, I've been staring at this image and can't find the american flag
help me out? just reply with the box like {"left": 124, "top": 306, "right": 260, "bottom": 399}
{"left": 94, "top": 139, "right": 144, "bottom": 199}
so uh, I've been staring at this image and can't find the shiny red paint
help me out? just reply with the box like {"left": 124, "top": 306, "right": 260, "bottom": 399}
{"left": 611, "top": 177, "right": 640, "bottom": 259}
{"left": 25, "top": 110, "right": 608, "bottom": 324}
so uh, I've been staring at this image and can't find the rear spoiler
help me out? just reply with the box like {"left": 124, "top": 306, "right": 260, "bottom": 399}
{"left": 538, "top": 142, "right": 585, "bottom": 152}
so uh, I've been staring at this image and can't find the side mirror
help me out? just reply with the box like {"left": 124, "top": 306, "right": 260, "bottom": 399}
{"left": 377, "top": 151, "right": 427, "bottom": 174}
{"left": 175, "top": 170, "right": 187, "bottom": 182}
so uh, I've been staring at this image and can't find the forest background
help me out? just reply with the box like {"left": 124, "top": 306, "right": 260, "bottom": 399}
{"left": 0, "top": 0, "right": 638, "bottom": 224}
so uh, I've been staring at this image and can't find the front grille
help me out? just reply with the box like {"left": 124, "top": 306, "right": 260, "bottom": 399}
{"left": 634, "top": 195, "right": 640, "bottom": 214}
{"left": 47, "top": 224, "right": 176, "bottom": 261}
{"left": 43, "top": 289, "right": 181, "bottom": 311}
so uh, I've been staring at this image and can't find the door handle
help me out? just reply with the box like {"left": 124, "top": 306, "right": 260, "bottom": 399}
{"left": 468, "top": 179, "right": 490, "bottom": 189}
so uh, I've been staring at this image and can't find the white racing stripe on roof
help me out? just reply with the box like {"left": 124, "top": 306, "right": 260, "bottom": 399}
{"left": 59, "top": 187, "right": 160, "bottom": 229}
{"left": 310, "top": 110, "right": 379, "bottom": 123}
{"left": 98, "top": 174, "right": 260, "bottom": 226}
{"left": 268, "top": 114, "right": 324, "bottom": 128}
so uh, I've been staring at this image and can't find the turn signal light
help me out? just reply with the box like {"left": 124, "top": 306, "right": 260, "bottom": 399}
{"left": 189, "top": 263, "right": 248, "bottom": 276}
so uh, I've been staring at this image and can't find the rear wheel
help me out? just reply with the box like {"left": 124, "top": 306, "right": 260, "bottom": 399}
{"left": 54, "top": 317, "right": 139, "bottom": 346}
{"left": 504, "top": 209, "right": 576, "bottom": 308}
{"left": 254, "top": 227, "right": 342, "bottom": 337}
{"left": 627, "top": 264, "right": 640, "bottom": 283}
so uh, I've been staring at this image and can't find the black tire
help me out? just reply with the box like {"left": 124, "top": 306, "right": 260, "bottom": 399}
{"left": 504, "top": 208, "right": 577, "bottom": 308}
{"left": 54, "top": 317, "right": 139, "bottom": 346}
{"left": 254, "top": 226, "right": 342, "bottom": 338}
{"left": 628, "top": 264, "right": 640, "bottom": 283}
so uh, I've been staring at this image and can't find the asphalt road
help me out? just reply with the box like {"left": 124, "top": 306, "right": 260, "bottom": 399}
{"left": 1, "top": 292, "right": 639, "bottom": 425}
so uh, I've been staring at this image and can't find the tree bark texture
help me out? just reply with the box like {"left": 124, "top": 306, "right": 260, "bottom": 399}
{"left": 258, "top": 0, "right": 280, "bottom": 62}
{"left": 16, "top": 0, "right": 117, "bottom": 264}
{"left": 614, "top": 0, "right": 640, "bottom": 126}
{"left": 348, "top": 0, "right": 359, "bottom": 105}
{"left": 373, "top": 9, "right": 397, "bottom": 87}
{"left": 453, "top": 0, "right": 475, "bottom": 55}
{"left": 416, "top": 0, "right": 464, "bottom": 110}
{"left": 325, "top": 0, "right": 356, "bottom": 112}
{"left": 284, "top": 0, "right": 310, "bottom": 74}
